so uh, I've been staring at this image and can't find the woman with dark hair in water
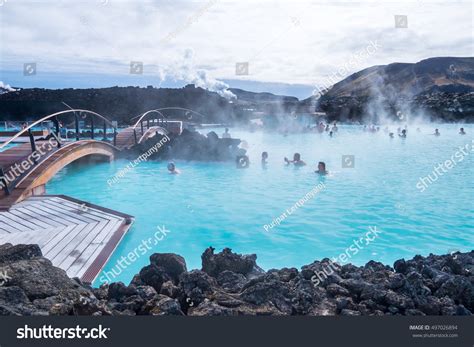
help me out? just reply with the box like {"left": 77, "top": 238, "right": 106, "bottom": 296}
{"left": 433, "top": 129, "right": 440, "bottom": 136}
{"left": 459, "top": 128, "right": 466, "bottom": 135}
{"left": 315, "top": 162, "right": 328, "bottom": 175}
{"left": 284, "top": 153, "right": 306, "bottom": 166}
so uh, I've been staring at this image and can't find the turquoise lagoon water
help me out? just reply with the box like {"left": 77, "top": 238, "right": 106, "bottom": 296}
{"left": 46, "top": 124, "right": 474, "bottom": 286}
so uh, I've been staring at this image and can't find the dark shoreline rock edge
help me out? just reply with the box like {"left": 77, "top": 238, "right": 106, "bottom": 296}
{"left": 0, "top": 244, "right": 472, "bottom": 316}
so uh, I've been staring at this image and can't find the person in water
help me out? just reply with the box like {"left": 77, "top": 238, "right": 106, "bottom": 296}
{"left": 222, "top": 128, "right": 231, "bottom": 138}
{"left": 459, "top": 128, "right": 466, "bottom": 135}
{"left": 315, "top": 162, "right": 328, "bottom": 175}
{"left": 284, "top": 153, "right": 306, "bottom": 166}
{"left": 434, "top": 129, "right": 440, "bottom": 136}
{"left": 399, "top": 129, "right": 407, "bottom": 138}
{"left": 332, "top": 123, "right": 338, "bottom": 132}
{"left": 167, "top": 162, "right": 180, "bottom": 174}
{"left": 329, "top": 131, "right": 333, "bottom": 137}
{"left": 389, "top": 132, "right": 394, "bottom": 138}
{"left": 261, "top": 151, "right": 268, "bottom": 166}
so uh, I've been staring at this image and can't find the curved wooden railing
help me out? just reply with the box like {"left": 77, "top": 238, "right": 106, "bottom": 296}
{"left": 0, "top": 110, "right": 118, "bottom": 196}
{"left": 0, "top": 109, "right": 117, "bottom": 150}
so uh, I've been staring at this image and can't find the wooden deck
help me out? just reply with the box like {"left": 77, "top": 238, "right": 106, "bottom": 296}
{"left": 0, "top": 195, "right": 133, "bottom": 283}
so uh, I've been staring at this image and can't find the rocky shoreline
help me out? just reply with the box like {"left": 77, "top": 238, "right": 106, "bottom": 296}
{"left": 0, "top": 243, "right": 472, "bottom": 316}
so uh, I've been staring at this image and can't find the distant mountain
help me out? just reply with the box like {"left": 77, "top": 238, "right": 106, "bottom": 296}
{"left": 229, "top": 88, "right": 299, "bottom": 103}
{"left": 0, "top": 84, "right": 242, "bottom": 124}
{"left": 313, "top": 57, "right": 474, "bottom": 122}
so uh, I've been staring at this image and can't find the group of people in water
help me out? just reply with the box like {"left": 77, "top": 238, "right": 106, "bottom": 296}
{"left": 263, "top": 152, "right": 327, "bottom": 175}
{"left": 387, "top": 126, "right": 466, "bottom": 138}
{"left": 310, "top": 122, "right": 468, "bottom": 139}
{"left": 170, "top": 124, "right": 468, "bottom": 174}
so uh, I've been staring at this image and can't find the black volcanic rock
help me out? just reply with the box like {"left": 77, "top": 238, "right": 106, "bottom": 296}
{"left": 150, "top": 253, "right": 187, "bottom": 283}
{"left": 0, "top": 243, "right": 42, "bottom": 263}
{"left": 0, "top": 243, "right": 473, "bottom": 316}
{"left": 201, "top": 247, "right": 264, "bottom": 278}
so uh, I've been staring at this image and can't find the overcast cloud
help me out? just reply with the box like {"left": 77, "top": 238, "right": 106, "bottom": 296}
{"left": 0, "top": 0, "right": 472, "bottom": 95}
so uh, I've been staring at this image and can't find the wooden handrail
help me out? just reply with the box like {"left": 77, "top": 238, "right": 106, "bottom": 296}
{"left": 0, "top": 109, "right": 117, "bottom": 150}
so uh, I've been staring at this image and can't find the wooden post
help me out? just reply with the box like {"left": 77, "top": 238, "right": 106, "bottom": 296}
{"left": 75, "top": 113, "right": 80, "bottom": 141}
{"left": 103, "top": 121, "right": 107, "bottom": 141}
{"left": 91, "top": 117, "right": 95, "bottom": 139}
{"left": 28, "top": 128, "right": 37, "bottom": 155}
{"left": 0, "top": 167, "right": 10, "bottom": 195}
{"left": 133, "top": 129, "right": 138, "bottom": 145}
{"left": 52, "top": 118, "right": 61, "bottom": 148}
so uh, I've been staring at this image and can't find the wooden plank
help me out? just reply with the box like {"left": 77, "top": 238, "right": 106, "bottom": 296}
{"left": 57, "top": 218, "right": 110, "bottom": 271}
{"left": 17, "top": 202, "right": 70, "bottom": 228}
{"left": 68, "top": 218, "right": 124, "bottom": 278}
{"left": 0, "top": 213, "right": 33, "bottom": 232}
{"left": 29, "top": 200, "right": 97, "bottom": 225}
{"left": 48, "top": 197, "right": 123, "bottom": 222}
{"left": 42, "top": 223, "right": 86, "bottom": 255}
{"left": 48, "top": 220, "right": 99, "bottom": 262}
{"left": 9, "top": 206, "right": 62, "bottom": 230}
{"left": 79, "top": 220, "right": 130, "bottom": 283}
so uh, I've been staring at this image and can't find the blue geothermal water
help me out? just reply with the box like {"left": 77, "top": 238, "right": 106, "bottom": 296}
{"left": 45, "top": 124, "right": 474, "bottom": 286}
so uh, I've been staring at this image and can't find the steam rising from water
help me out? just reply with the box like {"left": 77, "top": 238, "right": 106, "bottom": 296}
{"left": 158, "top": 49, "right": 236, "bottom": 100}
{"left": 0, "top": 81, "right": 17, "bottom": 93}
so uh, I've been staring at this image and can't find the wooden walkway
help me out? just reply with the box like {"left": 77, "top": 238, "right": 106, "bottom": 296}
{"left": 0, "top": 140, "right": 117, "bottom": 210}
{"left": 0, "top": 195, "right": 133, "bottom": 283}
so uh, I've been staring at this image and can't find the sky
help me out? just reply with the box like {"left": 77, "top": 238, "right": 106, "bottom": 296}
{"left": 0, "top": 0, "right": 472, "bottom": 99}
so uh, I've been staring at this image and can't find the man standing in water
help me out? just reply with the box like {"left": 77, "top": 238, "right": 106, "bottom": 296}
{"left": 222, "top": 128, "right": 231, "bottom": 138}
{"left": 284, "top": 153, "right": 306, "bottom": 166}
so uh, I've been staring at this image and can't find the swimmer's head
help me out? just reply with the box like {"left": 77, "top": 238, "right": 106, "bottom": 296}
{"left": 293, "top": 153, "right": 301, "bottom": 161}
{"left": 318, "top": 162, "right": 326, "bottom": 172}
{"left": 167, "top": 162, "right": 175, "bottom": 172}
{"left": 262, "top": 151, "right": 268, "bottom": 159}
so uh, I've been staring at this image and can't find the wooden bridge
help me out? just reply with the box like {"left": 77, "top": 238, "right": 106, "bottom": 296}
{"left": 0, "top": 108, "right": 173, "bottom": 283}
{"left": 0, "top": 109, "right": 171, "bottom": 209}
